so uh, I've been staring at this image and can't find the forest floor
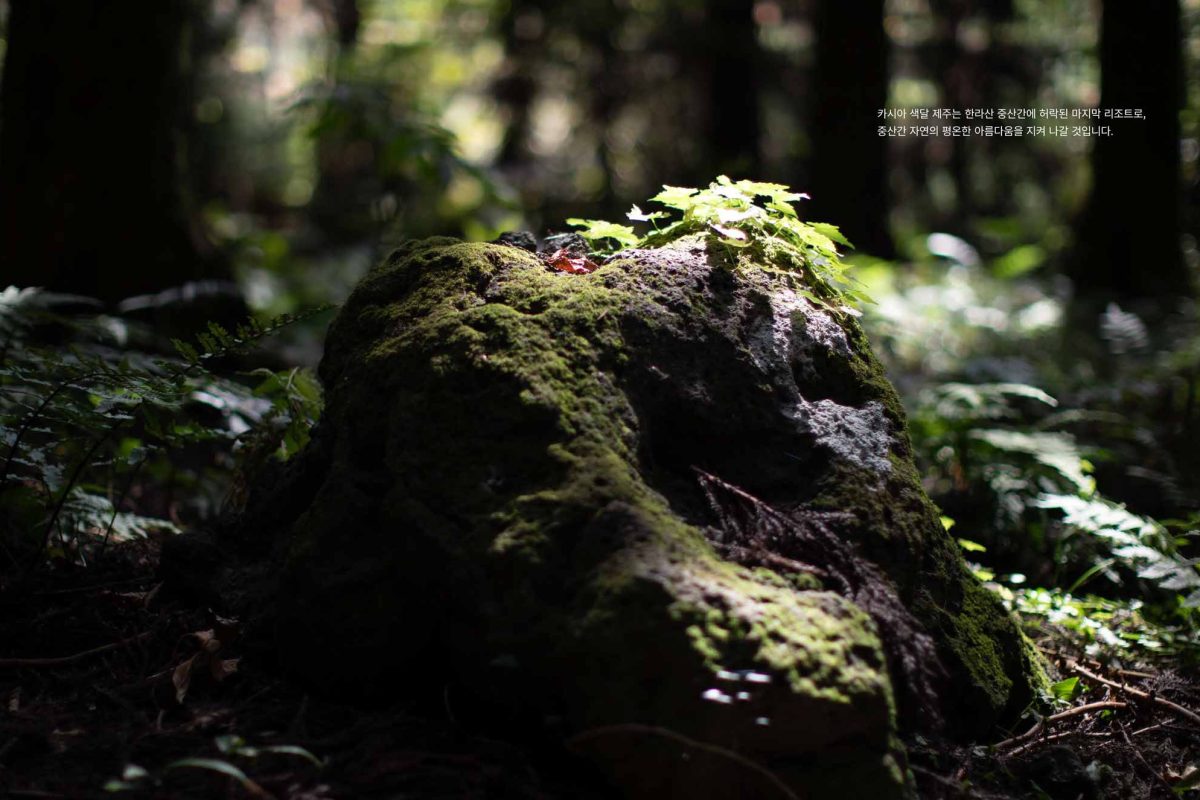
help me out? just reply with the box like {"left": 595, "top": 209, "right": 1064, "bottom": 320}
{"left": 1, "top": 536, "right": 1198, "bottom": 800}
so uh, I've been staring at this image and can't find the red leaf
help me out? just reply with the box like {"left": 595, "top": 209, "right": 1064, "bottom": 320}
{"left": 545, "top": 248, "right": 598, "bottom": 274}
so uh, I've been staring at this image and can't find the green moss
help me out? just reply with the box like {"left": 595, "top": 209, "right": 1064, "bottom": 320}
{"left": 270, "top": 235, "right": 1049, "bottom": 798}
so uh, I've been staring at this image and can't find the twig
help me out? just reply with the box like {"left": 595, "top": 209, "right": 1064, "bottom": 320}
{"left": 1070, "top": 661, "right": 1200, "bottom": 728}
{"left": 994, "top": 701, "right": 1128, "bottom": 752}
{"left": 909, "top": 763, "right": 1009, "bottom": 799}
{"left": 1004, "top": 728, "right": 1128, "bottom": 759}
{"left": 1008, "top": 718, "right": 1199, "bottom": 762}
{"left": 1129, "top": 721, "right": 1176, "bottom": 738}
{"left": 33, "top": 576, "right": 157, "bottom": 596}
{"left": 1042, "top": 651, "right": 1155, "bottom": 681}
{"left": 0, "top": 631, "right": 152, "bottom": 669}
{"left": 1117, "top": 719, "right": 1174, "bottom": 798}
{"left": 567, "top": 723, "right": 799, "bottom": 800}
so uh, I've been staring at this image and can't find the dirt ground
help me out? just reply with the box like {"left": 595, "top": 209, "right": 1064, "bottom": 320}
{"left": 2, "top": 538, "right": 1198, "bottom": 800}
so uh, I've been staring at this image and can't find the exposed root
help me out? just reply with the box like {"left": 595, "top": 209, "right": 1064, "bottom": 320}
{"left": 693, "top": 467, "right": 947, "bottom": 732}
{"left": 0, "top": 631, "right": 153, "bottom": 669}
{"left": 980, "top": 651, "right": 1200, "bottom": 798}
{"left": 1068, "top": 660, "right": 1200, "bottom": 728}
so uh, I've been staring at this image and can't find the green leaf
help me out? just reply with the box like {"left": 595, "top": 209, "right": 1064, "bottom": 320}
{"left": 260, "top": 744, "right": 325, "bottom": 768}
{"left": 627, "top": 204, "right": 667, "bottom": 222}
{"left": 732, "top": 178, "right": 807, "bottom": 204}
{"left": 103, "top": 764, "right": 151, "bottom": 792}
{"left": 171, "top": 338, "right": 200, "bottom": 363}
{"left": 809, "top": 222, "right": 852, "bottom": 248}
{"left": 992, "top": 244, "right": 1045, "bottom": 279}
{"left": 103, "top": 780, "right": 138, "bottom": 793}
{"left": 214, "top": 734, "right": 245, "bottom": 754}
{"left": 565, "top": 218, "right": 639, "bottom": 250}
{"left": 165, "top": 759, "right": 267, "bottom": 796}
{"left": 709, "top": 223, "right": 749, "bottom": 243}
{"left": 649, "top": 185, "right": 699, "bottom": 210}
{"left": 971, "top": 430, "right": 1093, "bottom": 493}
{"left": 1050, "top": 676, "right": 1082, "bottom": 703}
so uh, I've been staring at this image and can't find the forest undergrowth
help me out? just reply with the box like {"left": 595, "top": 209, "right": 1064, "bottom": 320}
{"left": 1, "top": 230, "right": 1199, "bottom": 797}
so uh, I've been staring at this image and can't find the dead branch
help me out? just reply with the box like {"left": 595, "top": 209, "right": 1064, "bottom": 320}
{"left": 1070, "top": 661, "right": 1200, "bottom": 728}
{"left": 0, "top": 631, "right": 152, "bottom": 669}
{"left": 994, "top": 701, "right": 1129, "bottom": 752}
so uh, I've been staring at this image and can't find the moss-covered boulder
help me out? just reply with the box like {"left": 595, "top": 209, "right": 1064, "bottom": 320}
{"left": 256, "top": 235, "right": 1043, "bottom": 798}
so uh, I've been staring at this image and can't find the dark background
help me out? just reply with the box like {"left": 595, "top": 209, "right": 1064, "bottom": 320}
{"left": 1, "top": 0, "right": 1195, "bottom": 317}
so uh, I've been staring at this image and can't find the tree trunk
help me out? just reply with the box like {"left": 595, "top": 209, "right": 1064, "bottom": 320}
{"left": 810, "top": 0, "right": 894, "bottom": 258}
{"left": 0, "top": 0, "right": 225, "bottom": 306}
{"left": 1069, "top": 0, "right": 1191, "bottom": 308}
{"left": 706, "top": 0, "right": 761, "bottom": 180}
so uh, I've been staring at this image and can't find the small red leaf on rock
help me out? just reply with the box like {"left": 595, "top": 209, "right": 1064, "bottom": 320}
{"left": 545, "top": 248, "right": 598, "bottom": 274}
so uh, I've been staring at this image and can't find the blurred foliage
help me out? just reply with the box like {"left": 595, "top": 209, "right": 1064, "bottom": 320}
{"left": 0, "top": 286, "right": 325, "bottom": 579}
{"left": 76, "top": 0, "right": 1191, "bottom": 319}
{"left": 861, "top": 243, "right": 1200, "bottom": 663}
{"left": 104, "top": 735, "right": 323, "bottom": 795}
{"left": 1005, "top": 586, "right": 1200, "bottom": 660}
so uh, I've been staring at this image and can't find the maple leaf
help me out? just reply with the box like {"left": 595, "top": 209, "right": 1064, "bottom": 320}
{"left": 545, "top": 247, "right": 599, "bottom": 274}
{"left": 627, "top": 204, "right": 667, "bottom": 222}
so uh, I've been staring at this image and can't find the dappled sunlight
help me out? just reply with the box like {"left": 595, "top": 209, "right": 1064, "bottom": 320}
{"left": 1, "top": 0, "right": 1199, "bottom": 798}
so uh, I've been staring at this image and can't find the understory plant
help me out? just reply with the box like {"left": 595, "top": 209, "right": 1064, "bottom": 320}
{"left": 568, "top": 175, "right": 870, "bottom": 316}
{"left": 0, "top": 287, "right": 326, "bottom": 579}
{"left": 863, "top": 253, "right": 1200, "bottom": 661}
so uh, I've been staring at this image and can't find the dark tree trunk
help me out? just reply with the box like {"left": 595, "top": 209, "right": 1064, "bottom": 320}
{"left": 705, "top": 0, "right": 761, "bottom": 179}
{"left": 327, "top": 0, "right": 361, "bottom": 47}
{"left": 1069, "top": 0, "right": 1191, "bottom": 307}
{"left": 493, "top": 3, "right": 542, "bottom": 171}
{"left": 929, "top": 0, "right": 974, "bottom": 232}
{"left": 0, "top": 0, "right": 225, "bottom": 306}
{"left": 306, "top": 0, "right": 383, "bottom": 244}
{"left": 575, "top": 0, "right": 625, "bottom": 216}
{"left": 810, "top": 0, "right": 894, "bottom": 258}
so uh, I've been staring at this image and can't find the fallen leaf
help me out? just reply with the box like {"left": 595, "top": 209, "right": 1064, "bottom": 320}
{"left": 1173, "top": 764, "right": 1200, "bottom": 790}
{"left": 170, "top": 624, "right": 241, "bottom": 704}
{"left": 173, "top": 653, "right": 198, "bottom": 703}
{"left": 544, "top": 248, "right": 598, "bottom": 274}
{"left": 211, "top": 657, "right": 240, "bottom": 682}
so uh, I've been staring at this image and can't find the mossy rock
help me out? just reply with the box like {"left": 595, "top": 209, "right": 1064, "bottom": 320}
{"left": 260, "top": 235, "right": 1044, "bottom": 798}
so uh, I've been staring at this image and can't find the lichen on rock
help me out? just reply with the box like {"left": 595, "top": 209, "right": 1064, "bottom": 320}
{"left": 246, "top": 234, "right": 1044, "bottom": 798}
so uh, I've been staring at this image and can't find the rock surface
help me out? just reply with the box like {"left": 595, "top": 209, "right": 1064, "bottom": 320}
{"left": 236, "top": 236, "right": 1045, "bottom": 798}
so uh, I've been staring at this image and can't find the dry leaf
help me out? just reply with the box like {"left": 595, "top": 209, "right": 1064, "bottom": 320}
{"left": 211, "top": 657, "right": 240, "bottom": 682}
{"left": 172, "top": 654, "right": 198, "bottom": 703}
{"left": 169, "top": 623, "right": 241, "bottom": 704}
{"left": 544, "top": 247, "right": 598, "bottom": 274}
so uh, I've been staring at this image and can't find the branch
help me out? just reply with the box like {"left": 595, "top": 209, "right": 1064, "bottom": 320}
{"left": 1069, "top": 660, "right": 1200, "bottom": 728}
{"left": 567, "top": 723, "right": 799, "bottom": 800}
{"left": 0, "top": 631, "right": 152, "bottom": 669}
{"left": 994, "top": 701, "right": 1128, "bottom": 751}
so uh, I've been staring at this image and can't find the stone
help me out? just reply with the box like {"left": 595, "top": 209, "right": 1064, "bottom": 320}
{"left": 230, "top": 235, "right": 1045, "bottom": 798}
